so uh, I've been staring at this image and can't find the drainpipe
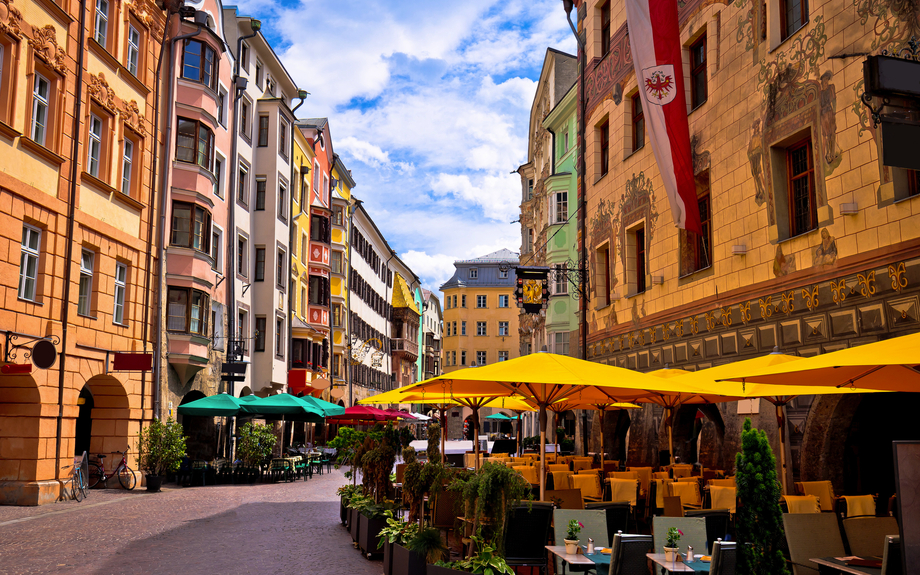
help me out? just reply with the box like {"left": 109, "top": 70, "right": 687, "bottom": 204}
{"left": 154, "top": 13, "right": 205, "bottom": 420}
{"left": 226, "top": 20, "right": 260, "bottom": 397}
{"left": 55, "top": 0, "right": 88, "bottom": 479}
{"left": 142, "top": 10, "right": 176, "bottom": 421}
{"left": 287, "top": 93, "right": 307, "bottom": 396}
{"left": 345, "top": 199, "right": 361, "bottom": 407}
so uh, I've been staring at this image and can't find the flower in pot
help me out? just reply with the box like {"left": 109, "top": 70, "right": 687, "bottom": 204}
{"left": 664, "top": 527, "right": 683, "bottom": 562}
{"left": 429, "top": 533, "right": 513, "bottom": 574}
{"left": 137, "top": 418, "right": 186, "bottom": 492}
{"left": 564, "top": 519, "right": 583, "bottom": 554}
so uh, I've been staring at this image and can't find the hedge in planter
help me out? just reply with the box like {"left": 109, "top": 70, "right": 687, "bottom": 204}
{"left": 136, "top": 418, "right": 186, "bottom": 491}
{"left": 378, "top": 510, "right": 419, "bottom": 575}
{"left": 237, "top": 422, "right": 276, "bottom": 475}
{"left": 429, "top": 532, "right": 513, "bottom": 575}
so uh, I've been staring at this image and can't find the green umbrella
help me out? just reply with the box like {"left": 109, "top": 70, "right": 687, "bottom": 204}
{"left": 485, "top": 412, "right": 514, "bottom": 420}
{"left": 239, "top": 395, "right": 259, "bottom": 403}
{"left": 299, "top": 395, "right": 346, "bottom": 417}
{"left": 177, "top": 393, "right": 244, "bottom": 416}
{"left": 240, "top": 393, "right": 325, "bottom": 420}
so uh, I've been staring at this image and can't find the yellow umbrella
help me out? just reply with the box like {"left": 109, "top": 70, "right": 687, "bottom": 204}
{"left": 716, "top": 332, "right": 920, "bottom": 392}
{"left": 543, "top": 395, "right": 640, "bottom": 465}
{"left": 408, "top": 353, "right": 686, "bottom": 499}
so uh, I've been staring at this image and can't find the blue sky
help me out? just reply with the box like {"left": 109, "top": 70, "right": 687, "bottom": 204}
{"left": 235, "top": 0, "right": 577, "bottom": 293}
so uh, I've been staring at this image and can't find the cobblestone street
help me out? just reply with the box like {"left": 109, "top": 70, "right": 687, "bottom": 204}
{"left": 0, "top": 469, "right": 382, "bottom": 575}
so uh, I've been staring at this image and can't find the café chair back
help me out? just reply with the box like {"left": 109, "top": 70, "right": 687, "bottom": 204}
{"left": 544, "top": 488, "right": 585, "bottom": 510}
{"left": 709, "top": 539, "right": 737, "bottom": 575}
{"left": 685, "top": 509, "right": 731, "bottom": 554}
{"left": 782, "top": 512, "right": 846, "bottom": 575}
{"left": 553, "top": 509, "right": 607, "bottom": 574}
{"left": 571, "top": 473, "right": 604, "bottom": 504}
{"left": 842, "top": 516, "right": 900, "bottom": 557}
{"left": 504, "top": 502, "right": 554, "bottom": 575}
{"left": 663, "top": 496, "right": 684, "bottom": 518}
{"left": 882, "top": 535, "right": 902, "bottom": 575}
{"left": 795, "top": 480, "right": 835, "bottom": 512}
{"left": 651, "top": 516, "right": 707, "bottom": 557}
{"left": 586, "top": 501, "right": 631, "bottom": 538}
{"left": 607, "top": 532, "right": 653, "bottom": 575}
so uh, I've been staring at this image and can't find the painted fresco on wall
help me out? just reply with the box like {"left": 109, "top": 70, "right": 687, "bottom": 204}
{"left": 773, "top": 244, "right": 797, "bottom": 277}
{"left": 748, "top": 120, "right": 768, "bottom": 206}
{"left": 617, "top": 172, "right": 660, "bottom": 279}
{"left": 813, "top": 228, "right": 838, "bottom": 267}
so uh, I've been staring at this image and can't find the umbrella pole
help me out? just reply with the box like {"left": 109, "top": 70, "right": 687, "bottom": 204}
{"left": 539, "top": 405, "right": 547, "bottom": 501}
{"left": 599, "top": 410, "right": 605, "bottom": 466}
{"left": 776, "top": 402, "right": 789, "bottom": 495}
{"left": 440, "top": 407, "right": 447, "bottom": 466}
{"left": 666, "top": 407, "right": 675, "bottom": 465}
{"left": 472, "top": 407, "right": 481, "bottom": 470}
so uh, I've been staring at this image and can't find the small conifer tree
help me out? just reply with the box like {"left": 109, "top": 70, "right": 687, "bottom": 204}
{"left": 735, "top": 418, "right": 790, "bottom": 575}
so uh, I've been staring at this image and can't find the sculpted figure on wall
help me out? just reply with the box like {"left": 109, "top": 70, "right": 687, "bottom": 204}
{"left": 820, "top": 71, "right": 841, "bottom": 166}
{"left": 748, "top": 120, "right": 767, "bottom": 206}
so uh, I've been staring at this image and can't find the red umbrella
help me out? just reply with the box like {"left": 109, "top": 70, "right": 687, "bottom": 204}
{"left": 384, "top": 408, "right": 417, "bottom": 420}
{"left": 326, "top": 405, "right": 403, "bottom": 425}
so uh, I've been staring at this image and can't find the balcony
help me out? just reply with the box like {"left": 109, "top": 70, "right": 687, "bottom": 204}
{"left": 392, "top": 337, "right": 419, "bottom": 361}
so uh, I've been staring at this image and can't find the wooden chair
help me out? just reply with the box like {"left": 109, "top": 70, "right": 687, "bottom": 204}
{"left": 709, "top": 486, "right": 736, "bottom": 514}
{"left": 837, "top": 494, "right": 877, "bottom": 518}
{"left": 505, "top": 502, "right": 555, "bottom": 575}
{"left": 783, "top": 495, "right": 821, "bottom": 514}
{"left": 543, "top": 488, "right": 584, "bottom": 509}
{"left": 671, "top": 464, "right": 693, "bottom": 479}
{"left": 571, "top": 473, "right": 603, "bottom": 504}
{"left": 571, "top": 458, "right": 594, "bottom": 473}
{"left": 782, "top": 512, "right": 846, "bottom": 575}
{"left": 607, "top": 478, "right": 638, "bottom": 506}
{"left": 708, "top": 477, "right": 736, "bottom": 488}
{"left": 669, "top": 479, "right": 702, "bottom": 511}
{"left": 512, "top": 465, "right": 538, "bottom": 485}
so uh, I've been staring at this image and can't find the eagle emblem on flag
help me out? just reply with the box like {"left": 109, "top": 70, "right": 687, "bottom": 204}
{"left": 643, "top": 65, "right": 676, "bottom": 105}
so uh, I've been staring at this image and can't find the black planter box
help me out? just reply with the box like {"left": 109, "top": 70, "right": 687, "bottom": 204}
{"left": 340, "top": 496, "right": 347, "bottom": 525}
{"left": 358, "top": 512, "right": 387, "bottom": 558}
{"left": 427, "top": 564, "right": 467, "bottom": 575}
{"left": 350, "top": 508, "right": 361, "bottom": 542}
{"left": 392, "top": 543, "right": 427, "bottom": 575}
{"left": 383, "top": 539, "right": 393, "bottom": 575}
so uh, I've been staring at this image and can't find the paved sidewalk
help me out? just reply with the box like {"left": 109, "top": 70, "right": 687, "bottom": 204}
{"left": 0, "top": 469, "right": 382, "bottom": 575}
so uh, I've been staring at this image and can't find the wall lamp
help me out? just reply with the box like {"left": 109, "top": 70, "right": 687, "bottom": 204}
{"left": 300, "top": 165, "right": 311, "bottom": 175}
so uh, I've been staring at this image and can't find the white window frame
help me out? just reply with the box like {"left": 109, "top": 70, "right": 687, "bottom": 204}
{"left": 78, "top": 249, "right": 94, "bottom": 316}
{"left": 555, "top": 191, "right": 568, "bottom": 223}
{"left": 476, "top": 321, "right": 486, "bottom": 336}
{"left": 499, "top": 269, "right": 509, "bottom": 279}
{"left": 211, "top": 225, "right": 223, "bottom": 272}
{"left": 127, "top": 25, "right": 140, "bottom": 76}
{"left": 498, "top": 321, "right": 509, "bottom": 336}
{"left": 31, "top": 74, "right": 50, "bottom": 145}
{"left": 461, "top": 321, "right": 467, "bottom": 336}
{"left": 114, "top": 262, "right": 127, "bottom": 325}
{"left": 19, "top": 225, "right": 41, "bottom": 301}
{"left": 87, "top": 114, "right": 103, "bottom": 177}
{"left": 498, "top": 351, "right": 509, "bottom": 362}
{"left": 476, "top": 351, "right": 487, "bottom": 366}
{"left": 469, "top": 268, "right": 478, "bottom": 279}
{"left": 476, "top": 294, "right": 486, "bottom": 308}
{"left": 554, "top": 263, "right": 568, "bottom": 295}
{"left": 498, "top": 294, "right": 509, "bottom": 308}
{"left": 121, "top": 138, "right": 133, "bottom": 195}
{"left": 94, "top": 0, "right": 108, "bottom": 45}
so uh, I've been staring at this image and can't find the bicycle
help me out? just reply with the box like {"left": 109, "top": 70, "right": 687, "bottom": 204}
{"left": 60, "top": 452, "right": 88, "bottom": 502}
{"left": 87, "top": 450, "right": 137, "bottom": 490}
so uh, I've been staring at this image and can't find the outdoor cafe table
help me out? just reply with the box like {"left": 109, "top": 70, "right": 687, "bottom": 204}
{"left": 809, "top": 557, "right": 882, "bottom": 575}
{"left": 545, "top": 545, "right": 597, "bottom": 575}
{"left": 646, "top": 553, "right": 711, "bottom": 573}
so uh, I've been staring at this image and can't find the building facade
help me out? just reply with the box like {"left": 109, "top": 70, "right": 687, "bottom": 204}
{"left": 0, "top": 0, "right": 166, "bottom": 504}
{"left": 420, "top": 289, "right": 443, "bottom": 381}
{"left": 576, "top": 0, "right": 920, "bottom": 494}
{"left": 328, "top": 155, "right": 355, "bottom": 403}
{"left": 440, "top": 249, "right": 520, "bottom": 373}
{"left": 518, "top": 49, "right": 579, "bottom": 360}
{"left": 390, "top": 264, "right": 422, "bottom": 389}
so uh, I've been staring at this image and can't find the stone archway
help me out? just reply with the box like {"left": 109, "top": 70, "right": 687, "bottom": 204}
{"left": 0, "top": 373, "right": 42, "bottom": 499}
{"left": 599, "top": 410, "right": 631, "bottom": 463}
{"left": 80, "top": 375, "right": 131, "bottom": 461}
{"left": 799, "top": 393, "right": 865, "bottom": 493}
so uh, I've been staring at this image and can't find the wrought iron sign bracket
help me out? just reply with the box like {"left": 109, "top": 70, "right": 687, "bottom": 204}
{"left": 4, "top": 331, "right": 60, "bottom": 364}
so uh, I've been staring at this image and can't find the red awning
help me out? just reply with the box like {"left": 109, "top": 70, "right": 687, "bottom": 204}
{"left": 287, "top": 369, "right": 315, "bottom": 396}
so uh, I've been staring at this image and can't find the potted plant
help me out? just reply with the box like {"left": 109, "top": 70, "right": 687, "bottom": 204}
{"left": 564, "top": 519, "right": 583, "bottom": 555}
{"left": 735, "top": 418, "right": 790, "bottom": 574}
{"left": 337, "top": 484, "right": 360, "bottom": 526}
{"left": 664, "top": 527, "right": 682, "bottom": 562}
{"left": 394, "top": 526, "right": 447, "bottom": 575}
{"left": 378, "top": 510, "right": 420, "bottom": 575}
{"left": 236, "top": 422, "right": 276, "bottom": 482}
{"left": 428, "top": 532, "right": 513, "bottom": 575}
{"left": 136, "top": 418, "right": 186, "bottom": 492}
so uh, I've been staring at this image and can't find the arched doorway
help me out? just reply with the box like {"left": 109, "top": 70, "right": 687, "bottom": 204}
{"left": 178, "top": 391, "right": 217, "bottom": 460}
{"left": 843, "top": 392, "right": 920, "bottom": 502}
{"left": 74, "top": 386, "right": 94, "bottom": 457}
{"left": 0, "top": 374, "right": 42, "bottom": 490}
{"left": 79, "top": 375, "right": 130, "bottom": 459}
{"left": 600, "top": 410, "right": 631, "bottom": 462}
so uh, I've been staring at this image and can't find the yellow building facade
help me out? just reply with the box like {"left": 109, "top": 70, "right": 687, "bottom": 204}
{"left": 440, "top": 249, "right": 520, "bottom": 373}
{"left": 330, "top": 155, "right": 355, "bottom": 402}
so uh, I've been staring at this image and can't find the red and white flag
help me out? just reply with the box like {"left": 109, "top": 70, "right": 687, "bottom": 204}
{"left": 625, "top": 0, "right": 703, "bottom": 235}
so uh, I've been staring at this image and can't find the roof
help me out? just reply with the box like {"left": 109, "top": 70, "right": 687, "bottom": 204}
{"left": 455, "top": 248, "right": 519, "bottom": 264}
{"left": 298, "top": 118, "right": 328, "bottom": 130}
{"left": 392, "top": 273, "right": 420, "bottom": 314}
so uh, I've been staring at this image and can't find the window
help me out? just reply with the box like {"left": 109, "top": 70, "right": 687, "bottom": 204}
{"left": 563, "top": 128, "right": 570, "bottom": 153}
{"left": 630, "top": 227, "right": 647, "bottom": 294}
{"left": 166, "top": 287, "right": 209, "bottom": 335}
{"left": 181, "top": 40, "right": 216, "bottom": 89}
{"left": 94, "top": 0, "right": 108, "bottom": 46}
{"left": 632, "top": 93, "right": 645, "bottom": 152}
{"left": 498, "top": 294, "right": 509, "bottom": 308}
{"left": 213, "top": 156, "right": 223, "bottom": 198}
{"left": 277, "top": 248, "right": 285, "bottom": 288}
{"left": 681, "top": 171, "right": 713, "bottom": 275}
{"left": 461, "top": 321, "right": 467, "bottom": 336}
{"left": 469, "top": 268, "right": 478, "bottom": 279}
{"left": 333, "top": 205, "right": 344, "bottom": 226}
{"left": 19, "top": 225, "right": 41, "bottom": 301}
{"left": 690, "top": 35, "right": 707, "bottom": 109}
{"left": 255, "top": 316, "right": 266, "bottom": 351}
{"left": 332, "top": 303, "right": 342, "bottom": 327}
{"left": 240, "top": 98, "right": 251, "bottom": 139}
{"left": 554, "top": 263, "right": 568, "bottom": 294}
{"left": 240, "top": 43, "right": 249, "bottom": 71}
{"left": 120, "top": 138, "right": 135, "bottom": 196}
{"left": 278, "top": 181, "right": 287, "bottom": 219}
{"left": 87, "top": 114, "right": 103, "bottom": 177}
{"left": 255, "top": 60, "right": 263, "bottom": 89}
{"left": 255, "top": 178, "right": 266, "bottom": 210}
{"left": 238, "top": 163, "right": 249, "bottom": 205}
{"left": 301, "top": 233, "right": 308, "bottom": 264}
{"left": 476, "top": 351, "right": 487, "bottom": 366}
{"left": 555, "top": 191, "right": 568, "bottom": 223}
{"left": 237, "top": 309, "right": 247, "bottom": 342}
{"left": 31, "top": 73, "right": 50, "bottom": 146}
{"left": 258, "top": 115, "right": 269, "bottom": 147}
{"left": 452, "top": 295, "right": 457, "bottom": 308}
{"left": 176, "top": 117, "right": 214, "bottom": 171}
{"left": 309, "top": 275, "right": 330, "bottom": 305}
{"left": 211, "top": 227, "right": 222, "bottom": 272}
{"left": 599, "top": 119, "right": 610, "bottom": 176}
{"left": 78, "top": 249, "right": 94, "bottom": 316}
{"left": 476, "top": 295, "right": 487, "bottom": 308}
{"left": 600, "top": 1, "right": 611, "bottom": 56}
{"left": 498, "top": 351, "right": 509, "bottom": 362}
{"left": 554, "top": 332, "right": 570, "bottom": 356}
{"left": 461, "top": 295, "right": 467, "bottom": 308}
{"left": 279, "top": 119, "right": 288, "bottom": 159}
{"left": 237, "top": 235, "right": 248, "bottom": 277}
{"left": 498, "top": 321, "right": 509, "bottom": 336}
{"left": 331, "top": 251, "right": 343, "bottom": 274}
{"left": 217, "top": 89, "right": 227, "bottom": 127}
{"left": 300, "top": 285, "right": 307, "bottom": 317}
{"left": 170, "top": 201, "right": 211, "bottom": 253}
{"left": 460, "top": 351, "right": 467, "bottom": 366}
{"left": 113, "top": 262, "right": 127, "bottom": 325}
{"left": 311, "top": 214, "right": 330, "bottom": 242}
{"left": 596, "top": 244, "right": 611, "bottom": 307}
{"left": 476, "top": 321, "right": 486, "bottom": 336}
{"left": 127, "top": 25, "right": 141, "bottom": 76}
{"left": 527, "top": 179, "right": 534, "bottom": 200}
{"left": 781, "top": 0, "right": 808, "bottom": 40}
{"left": 275, "top": 317, "right": 284, "bottom": 357}
{"left": 787, "top": 138, "right": 817, "bottom": 237}
{"left": 499, "top": 269, "right": 508, "bottom": 279}
{"left": 255, "top": 246, "right": 265, "bottom": 281}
